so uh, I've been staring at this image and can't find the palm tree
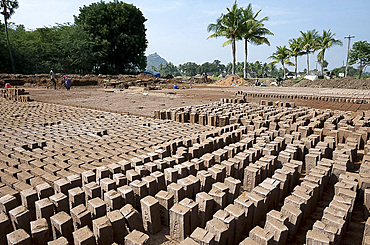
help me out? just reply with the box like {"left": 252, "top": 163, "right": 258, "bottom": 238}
{"left": 268, "top": 46, "right": 294, "bottom": 79}
{"left": 240, "top": 4, "right": 273, "bottom": 78}
{"left": 317, "top": 29, "right": 343, "bottom": 76}
{"left": 207, "top": 1, "right": 242, "bottom": 75}
{"left": 0, "top": 0, "right": 18, "bottom": 73}
{"left": 300, "top": 29, "right": 319, "bottom": 75}
{"left": 289, "top": 37, "right": 304, "bottom": 78}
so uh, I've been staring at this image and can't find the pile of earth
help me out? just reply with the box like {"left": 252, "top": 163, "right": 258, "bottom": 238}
{"left": 213, "top": 75, "right": 251, "bottom": 86}
{"left": 283, "top": 77, "right": 370, "bottom": 90}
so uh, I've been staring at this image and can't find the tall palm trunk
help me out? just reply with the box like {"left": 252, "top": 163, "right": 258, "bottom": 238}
{"left": 306, "top": 51, "right": 309, "bottom": 75}
{"left": 359, "top": 62, "right": 363, "bottom": 79}
{"left": 321, "top": 49, "right": 326, "bottom": 76}
{"left": 4, "top": 14, "right": 15, "bottom": 74}
{"left": 232, "top": 39, "right": 236, "bottom": 74}
{"left": 244, "top": 39, "right": 248, "bottom": 78}
{"left": 294, "top": 55, "right": 298, "bottom": 78}
{"left": 282, "top": 62, "right": 286, "bottom": 79}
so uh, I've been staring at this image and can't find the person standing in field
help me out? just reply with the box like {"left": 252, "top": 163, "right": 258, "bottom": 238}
{"left": 49, "top": 69, "right": 56, "bottom": 89}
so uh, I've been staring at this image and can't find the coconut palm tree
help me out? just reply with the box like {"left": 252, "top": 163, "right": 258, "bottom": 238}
{"left": 300, "top": 29, "right": 319, "bottom": 75}
{"left": 317, "top": 29, "right": 343, "bottom": 76}
{"left": 207, "top": 1, "right": 242, "bottom": 75}
{"left": 0, "top": 0, "right": 18, "bottom": 73}
{"left": 240, "top": 4, "right": 273, "bottom": 78}
{"left": 268, "top": 46, "right": 294, "bottom": 79}
{"left": 289, "top": 37, "right": 304, "bottom": 78}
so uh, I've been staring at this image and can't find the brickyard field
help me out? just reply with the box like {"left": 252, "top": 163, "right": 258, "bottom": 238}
{"left": 1, "top": 82, "right": 370, "bottom": 244}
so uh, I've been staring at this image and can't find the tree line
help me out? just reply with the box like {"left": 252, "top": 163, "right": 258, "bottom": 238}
{"left": 0, "top": 0, "right": 147, "bottom": 75}
{"left": 152, "top": 59, "right": 288, "bottom": 78}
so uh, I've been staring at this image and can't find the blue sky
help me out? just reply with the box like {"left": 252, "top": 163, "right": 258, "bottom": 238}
{"left": 10, "top": 0, "right": 370, "bottom": 71}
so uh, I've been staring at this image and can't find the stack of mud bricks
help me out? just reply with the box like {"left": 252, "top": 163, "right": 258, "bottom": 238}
{"left": 241, "top": 91, "right": 370, "bottom": 104}
{"left": 1, "top": 88, "right": 30, "bottom": 102}
{"left": 307, "top": 173, "right": 358, "bottom": 245}
{"left": 2, "top": 98, "right": 370, "bottom": 244}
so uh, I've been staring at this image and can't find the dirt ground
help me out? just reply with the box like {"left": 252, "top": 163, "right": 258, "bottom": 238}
{"left": 25, "top": 84, "right": 370, "bottom": 118}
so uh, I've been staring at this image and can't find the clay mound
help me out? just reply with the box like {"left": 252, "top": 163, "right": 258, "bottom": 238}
{"left": 137, "top": 73, "right": 155, "bottom": 80}
{"left": 213, "top": 75, "right": 250, "bottom": 86}
{"left": 288, "top": 77, "right": 370, "bottom": 89}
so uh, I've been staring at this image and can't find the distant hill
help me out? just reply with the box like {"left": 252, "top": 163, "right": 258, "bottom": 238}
{"left": 146, "top": 52, "right": 167, "bottom": 71}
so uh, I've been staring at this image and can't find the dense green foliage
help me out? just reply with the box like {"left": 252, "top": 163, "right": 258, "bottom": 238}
{"left": 268, "top": 46, "right": 294, "bottom": 79}
{"left": 0, "top": 1, "right": 147, "bottom": 74}
{"left": 349, "top": 41, "right": 370, "bottom": 79}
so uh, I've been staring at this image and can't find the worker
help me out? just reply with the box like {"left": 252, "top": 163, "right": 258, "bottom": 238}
{"left": 49, "top": 69, "right": 56, "bottom": 89}
{"left": 63, "top": 75, "right": 72, "bottom": 90}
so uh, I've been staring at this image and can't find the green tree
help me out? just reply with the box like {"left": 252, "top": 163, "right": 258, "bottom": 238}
{"left": 240, "top": 4, "right": 273, "bottom": 78}
{"left": 1, "top": 0, "right": 18, "bottom": 73}
{"left": 75, "top": 0, "right": 147, "bottom": 74}
{"left": 207, "top": 1, "right": 242, "bottom": 75}
{"left": 0, "top": 21, "right": 10, "bottom": 72}
{"left": 268, "top": 46, "right": 294, "bottom": 79}
{"left": 179, "top": 62, "right": 199, "bottom": 76}
{"left": 349, "top": 40, "right": 370, "bottom": 79}
{"left": 289, "top": 37, "right": 304, "bottom": 78}
{"left": 300, "top": 29, "right": 319, "bottom": 75}
{"left": 317, "top": 29, "right": 342, "bottom": 75}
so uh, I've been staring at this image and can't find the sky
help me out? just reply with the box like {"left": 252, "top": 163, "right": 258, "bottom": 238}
{"left": 9, "top": 0, "right": 370, "bottom": 71}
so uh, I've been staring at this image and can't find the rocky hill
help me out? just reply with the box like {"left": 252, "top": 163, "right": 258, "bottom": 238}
{"left": 146, "top": 52, "right": 167, "bottom": 71}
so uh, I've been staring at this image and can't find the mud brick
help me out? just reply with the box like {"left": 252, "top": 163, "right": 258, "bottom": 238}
{"left": 9, "top": 206, "right": 31, "bottom": 233}
{"left": 142, "top": 176, "right": 158, "bottom": 197}
{"left": 197, "top": 170, "right": 213, "bottom": 192}
{"left": 214, "top": 209, "right": 236, "bottom": 245}
{"left": 72, "top": 226, "right": 95, "bottom": 245}
{"left": 174, "top": 164, "right": 189, "bottom": 179}
{"left": 264, "top": 218, "right": 288, "bottom": 245}
{"left": 167, "top": 183, "right": 185, "bottom": 203}
{"left": 194, "top": 192, "right": 212, "bottom": 228}
{"left": 126, "top": 170, "right": 141, "bottom": 183}
{"left": 178, "top": 177, "right": 194, "bottom": 199}
{"left": 49, "top": 193, "right": 69, "bottom": 214}
{"left": 87, "top": 198, "right": 106, "bottom": 219}
{"left": 112, "top": 173, "right": 127, "bottom": 188}
{"left": 53, "top": 178, "right": 70, "bottom": 195}
{"left": 16, "top": 171, "right": 33, "bottom": 185}
{"left": 140, "top": 196, "right": 161, "bottom": 234}
{"left": 92, "top": 216, "right": 113, "bottom": 245}
{"left": 240, "top": 237, "right": 259, "bottom": 245}
{"left": 104, "top": 190, "right": 123, "bottom": 211}
{"left": 96, "top": 167, "right": 111, "bottom": 184}
{"left": 107, "top": 210, "right": 127, "bottom": 244}
{"left": 83, "top": 182, "right": 101, "bottom": 203}
{"left": 30, "top": 218, "right": 49, "bottom": 245}
{"left": 71, "top": 204, "right": 92, "bottom": 231}
{"left": 225, "top": 204, "right": 246, "bottom": 243}
{"left": 209, "top": 188, "right": 227, "bottom": 212}
{"left": 170, "top": 203, "right": 191, "bottom": 242}
{"left": 68, "top": 187, "right": 85, "bottom": 210}
{"left": 163, "top": 157, "right": 176, "bottom": 167}
{"left": 81, "top": 171, "right": 95, "bottom": 185}
{"left": 120, "top": 204, "right": 144, "bottom": 232}
{"left": 201, "top": 153, "right": 215, "bottom": 168}
{"left": 212, "top": 149, "right": 228, "bottom": 164}
{"left": 129, "top": 180, "right": 148, "bottom": 210}
{"left": 155, "top": 191, "right": 174, "bottom": 227}
{"left": 150, "top": 171, "right": 166, "bottom": 191}
{"left": 190, "top": 227, "right": 215, "bottom": 245}
{"left": 306, "top": 230, "right": 330, "bottom": 245}
{"left": 106, "top": 163, "right": 121, "bottom": 175}
{"left": 117, "top": 159, "right": 132, "bottom": 173}
{"left": 208, "top": 166, "right": 224, "bottom": 183}
{"left": 243, "top": 192, "right": 264, "bottom": 227}
{"left": 36, "top": 183, "right": 54, "bottom": 199}
{"left": 0, "top": 213, "right": 11, "bottom": 244}
{"left": 117, "top": 185, "right": 135, "bottom": 206}
{"left": 249, "top": 226, "right": 274, "bottom": 245}
{"left": 205, "top": 218, "right": 228, "bottom": 245}
{"left": 124, "top": 229, "right": 149, "bottom": 245}
{"left": 20, "top": 188, "right": 38, "bottom": 214}
{"left": 244, "top": 165, "right": 260, "bottom": 192}
{"left": 0, "top": 194, "right": 18, "bottom": 215}
{"left": 280, "top": 203, "right": 302, "bottom": 237}
{"left": 130, "top": 157, "right": 143, "bottom": 167}
{"left": 312, "top": 220, "right": 339, "bottom": 244}
{"left": 99, "top": 178, "right": 115, "bottom": 197}
{"left": 50, "top": 211, "right": 73, "bottom": 243}
{"left": 143, "top": 162, "right": 157, "bottom": 174}
{"left": 183, "top": 161, "right": 197, "bottom": 176}
{"left": 234, "top": 195, "right": 255, "bottom": 233}
{"left": 6, "top": 229, "right": 31, "bottom": 245}
{"left": 164, "top": 168, "right": 178, "bottom": 185}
